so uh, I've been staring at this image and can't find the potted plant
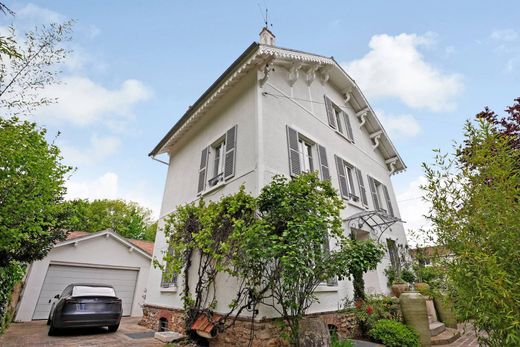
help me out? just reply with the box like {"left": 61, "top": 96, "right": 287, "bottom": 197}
{"left": 390, "top": 278, "right": 409, "bottom": 298}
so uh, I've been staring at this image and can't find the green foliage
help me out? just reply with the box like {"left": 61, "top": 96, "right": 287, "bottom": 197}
{"left": 422, "top": 120, "right": 520, "bottom": 346}
{"left": 401, "top": 266, "right": 415, "bottom": 284}
{"left": 0, "top": 21, "right": 73, "bottom": 116}
{"left": 354, "top": 295, "right": 401, "bottom": 334}
{"left": 0, "top": 262, "right": 25, "bottom": 335}
{"left": 0, "top": 117, "right": 71, "bottom": 267}
{"left": 161, "top": 172, "right": 386, "bottom": 344}
{"left": 368, "top": 319, "right": 420, "bottom": 347}
{"left": 60, "top": 199, "right": 157, "bottom": 241}
{"left": 348, "top": 239, "right": 386, "bottom": 301}
{"left": 331, "top": 335, "right": 354, "bottom": 347}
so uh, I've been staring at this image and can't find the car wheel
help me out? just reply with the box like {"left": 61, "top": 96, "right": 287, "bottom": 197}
{"left": 48, "top": 321, "right": 58, "bottom": 336}
{"left": 107, "top": 323, "right": 119, "bottom": 333}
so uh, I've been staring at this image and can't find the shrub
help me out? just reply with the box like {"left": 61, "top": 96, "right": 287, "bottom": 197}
{"left": 368, "top": 319, "right": 420, "bottom": 347}
{"left": 331, "top": 335, "right": 354, "bottom": 347}
{"left": 401, "top": 266, "right": 416, "bottom": 284}
{"left": 354, "top": 295, "right": 401, "bottom": 334}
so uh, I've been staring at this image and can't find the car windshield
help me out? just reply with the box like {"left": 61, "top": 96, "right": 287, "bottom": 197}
{"left": 72, "top": 285, "right": 116, "bottom": 297}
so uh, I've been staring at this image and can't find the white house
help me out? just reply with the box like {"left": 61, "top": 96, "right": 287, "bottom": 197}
{"left": 143, "top": 28, "right": 409, "bottom": 339}
{"left": 15, "top": 229, "right": 153, "bottom": 322}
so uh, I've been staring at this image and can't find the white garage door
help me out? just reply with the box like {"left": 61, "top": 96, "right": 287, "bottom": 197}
{"left": 32, "top": 264, "right": 138, "bottom": 320}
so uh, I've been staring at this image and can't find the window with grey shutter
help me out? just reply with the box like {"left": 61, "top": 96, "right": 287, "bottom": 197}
{"left": 355, "top": 168, "right": 368, "bottom": 206}
{"left": 197, "top": 147, "right": 209, "bottom": 194}
{"left": 224, "top": 125, "right": 237, "bottom": 180}
{"left": 287, "top": 126, "right": 301, "bottom": 177}
{"left": 335, "top": 155, "right": 349, "bottom": 199}
{"left": 367, "top": 175, "right": 381, "bottom": 210}
{"left": 382, "top": 185, "right": 394, "bottom": 217}
{"left": 317, "top": 145, "right": 330, "bottom": 180}
{"left": 343, "top": 111, "right": 354, "bottom": 142}
{"left": 324, "top": 95, "right": 337, "bottom": 129}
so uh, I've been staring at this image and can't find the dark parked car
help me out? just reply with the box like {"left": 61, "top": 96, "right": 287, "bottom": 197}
{"left": 47, "top": 283, "right": 122, "bottom": 336}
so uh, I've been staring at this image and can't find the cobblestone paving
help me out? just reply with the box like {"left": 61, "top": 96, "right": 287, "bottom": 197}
{"left": 0, "top": 317, "right": 165, "bottom": 347}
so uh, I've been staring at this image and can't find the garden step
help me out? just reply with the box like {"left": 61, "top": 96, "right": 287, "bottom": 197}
{"left": 430, "top": 321, "right": 446, "bottom": 336}
{"left": 431, "top": 327, "right": 461, "bottom": 345}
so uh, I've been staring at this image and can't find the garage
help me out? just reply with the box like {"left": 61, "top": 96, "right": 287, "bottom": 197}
{"left": 32, "top": 265, "right": 138, "bottom": 319}
{"left": 14, "top": 229, "right": 153, "bottom": 322}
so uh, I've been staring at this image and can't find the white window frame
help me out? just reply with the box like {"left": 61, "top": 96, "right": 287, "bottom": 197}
{"left": 298, "top": 136, "right": 315, "bottom": 173}
{"left": 331, "top": 103, "right": 354, "bottom": 142}
{"left": 208, "top": 136, "right": 226, "bottom": 187}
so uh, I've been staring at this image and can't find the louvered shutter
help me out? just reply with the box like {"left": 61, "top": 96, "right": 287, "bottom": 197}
{"left": 335, "top": 155, "right": 349, "bottom": 199}
{"left": 343, "top": 112, "right": 354, "bottom": 141}
{"left": 197, "top": 147, "right": 209, "bottom": 194}
{"left": 355, "top": 168, "right": 368, "bottom": 206}
{"left": 382, "top": 185, "right": 394, "bottom": 216}
{"left": 287, "top": 126, "right": 301, "bottom": 176}
{"left": 317, "top": 145, "right": 330, "bottom": 180}
{"left": 323, "top": 235, "right": 338, "bottom": 286}
{"left": 324, "top": 95, "right": 337, "bottom": 129}
{"left": 224, "top": 125, "right": 237, "bottom": 180}
{"left": 367, "top": 175, "right": 380, "bottom": 210}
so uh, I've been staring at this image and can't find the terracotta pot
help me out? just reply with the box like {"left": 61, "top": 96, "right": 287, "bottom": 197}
{"left": 415, "top": 282, "right": 430, "bottom": 295}
{"left": 391, "top": 283, "right": 409, "bottom": 298}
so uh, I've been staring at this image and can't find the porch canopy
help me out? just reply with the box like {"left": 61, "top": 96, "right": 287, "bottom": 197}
{"left": 344, "top": 210, "right": 403, "bottom": 242}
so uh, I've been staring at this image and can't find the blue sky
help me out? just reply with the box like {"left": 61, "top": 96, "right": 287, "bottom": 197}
{"left": 2, "top": 1, "right": 519, "bottom": 233}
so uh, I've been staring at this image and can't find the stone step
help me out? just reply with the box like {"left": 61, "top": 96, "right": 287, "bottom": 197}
{"left": 431, "top": 327, "right": 461, "bottom": 345}
{"left": 430, "top": 322, "right": 446, "bottom": 336}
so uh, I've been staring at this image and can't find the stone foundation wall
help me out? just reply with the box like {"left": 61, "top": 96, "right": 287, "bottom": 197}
{"left": 140, "top": 304, "right": 359, "bottom": 346}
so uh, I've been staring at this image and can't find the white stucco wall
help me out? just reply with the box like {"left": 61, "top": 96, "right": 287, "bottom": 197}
{"left": 146, "top": 55, "right": 409, "bottom": 318}
{"left": 15, "top": 234, "right": 151, "bottom": 321}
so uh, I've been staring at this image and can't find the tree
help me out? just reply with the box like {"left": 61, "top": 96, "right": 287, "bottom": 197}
{"left": 476, "top": 97, "right": 520, "bottom": 151}
{"left": 161, "top": 172, "right": 385, "bottom": 346}
{"left": 59, "top": 199, "right": 157, "bottom": 241}
{"left": 0, "top": 20, "right": 73, "bottom": 116}
{"left": 422, "top": 120, "right": 520, "bottom": 346}
{"left": 0, "top": 117, "right": 72, "bottom": 267}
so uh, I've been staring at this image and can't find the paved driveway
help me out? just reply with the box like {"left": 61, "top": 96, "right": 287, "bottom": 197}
{"left": 0, "top": 317, "right": 165, "bottom": 347}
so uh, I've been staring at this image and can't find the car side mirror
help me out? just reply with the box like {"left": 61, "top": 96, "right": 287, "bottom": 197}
{"left": 54, "top": 294, "right": 60, "bottom": 299}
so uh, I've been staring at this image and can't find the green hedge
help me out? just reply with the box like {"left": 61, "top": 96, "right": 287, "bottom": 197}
{"left": 0, "top": 262, "right": 25, "bottom": 335}
{"left": 368, "top": 319, "right": 420, "bottom": 347}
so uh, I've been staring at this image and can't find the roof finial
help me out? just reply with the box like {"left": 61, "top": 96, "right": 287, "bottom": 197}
{"left": 258, "top": 3, "right": 275, "bottom": 45}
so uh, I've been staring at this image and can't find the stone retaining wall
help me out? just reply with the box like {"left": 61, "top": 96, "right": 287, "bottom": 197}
{"left": 139, "top": 304, "right": 359, "bottom": 346}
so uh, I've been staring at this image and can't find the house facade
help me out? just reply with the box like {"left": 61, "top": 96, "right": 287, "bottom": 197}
{"left": 142, "top": 29, "right": 409, "bottom": 340}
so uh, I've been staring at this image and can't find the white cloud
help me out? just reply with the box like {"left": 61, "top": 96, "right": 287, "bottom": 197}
{"left": 16, "top": 3, "right": 65, "bottom": 23}
{"left": 396, "top": 176, "right": 431, "bottom": 246}
{"left": 491, "top": 29, "right": 518, "bottom": 42}
{"left": 345, "top": 33, "right": 463, "bottom": 111}
{"left": 41, "top": 76, "right": 153, "bottom": 128}
{"left": 66, "top": 172, "right": 161, "bottom": 218}
{"left": 61, "top": 134, "right": 121, "bottom": 166}
{"left": 377, "top": 110, "right": 421, "bottom": 138}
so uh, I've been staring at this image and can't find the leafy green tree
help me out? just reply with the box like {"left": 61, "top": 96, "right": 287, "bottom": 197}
{"left": 0, "top": 19, "right": 73, "bottom": 116}
{"left": 422, "top": 120, "right": 520, "bottom": 346}
{"left": 60, "top": 199, "right": 157, "bottom": 241}
{"left": 0, "top": 117, "right": 71, "bottom": 267}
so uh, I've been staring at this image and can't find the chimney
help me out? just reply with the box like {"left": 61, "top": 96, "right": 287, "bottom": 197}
{"left": 259, "top": 27, "right": 276, "bottom": 46}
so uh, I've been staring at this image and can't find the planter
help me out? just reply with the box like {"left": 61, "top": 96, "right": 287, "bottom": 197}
{"left": 433, "top": 295, "right": 457, "bottom": 329}
{"left": 415, "top": 282, "right": 430, "bottom": 295}
{"left": 391, "top": 283, "right": 409, "bottom": 298}
{"left": 400, "top": 292, "right": 431, "bottom": 347}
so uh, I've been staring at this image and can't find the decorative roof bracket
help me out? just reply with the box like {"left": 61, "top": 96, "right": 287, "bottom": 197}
{"left": 288, "top": 61, "right": 303, "bottom": 86}
{"left": 356, "top": 108, "right": 370, "bottom": 128}
{"left": 370, "top": 130, "right": 383, "bottom": 149}
{"left": 319, "top": 67, "right": 330, "bottom": 84}
{"left": 305, "top": 64, "right": 321, "bottom": 86}
{"left": 343, "top": 88, "right": 353, "bottom": 105}
{"left": 385, "top": 157, "right": 399, "bottom": 174}
{"left": 258, "top": 57, "right": 274, "bottom": 88}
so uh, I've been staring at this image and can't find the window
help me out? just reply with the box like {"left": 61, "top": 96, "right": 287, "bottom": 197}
{"left": 324, "top": 95, "right": 354, "bottom": 142}
{"left": 209, "top": 138, "right": 226, "bottom": 187}
{"left": 197, "top": 125, "right": 237, "bottom": 194}
{"left": 161, "top": 248, "right": 177, "bottom": 289}
{"left": 287, "top": 126, "right": 330, "bottom": 180}
{"left": 367, "top": 176, "right": 394, "bottom": 216}
{"left": 298, "top": 137, "right": 314, "bottom": 173}
{"left": 334, "top": 155, "right": 368, "bottom": 205}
